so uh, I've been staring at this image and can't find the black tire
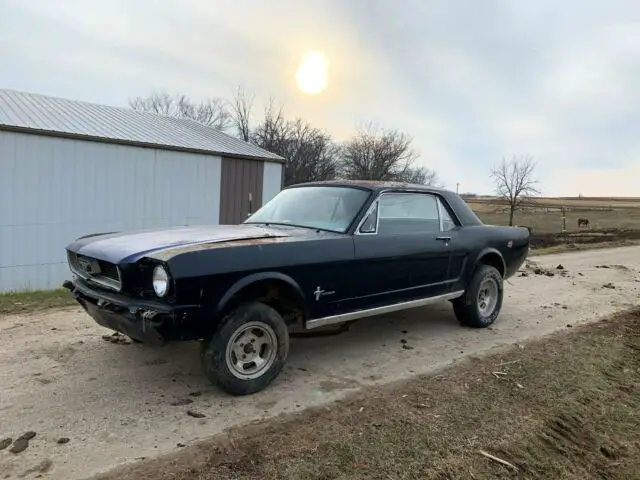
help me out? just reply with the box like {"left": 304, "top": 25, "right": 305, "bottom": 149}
{"left": 200, "top": 301, "right": 289, "bottom": 396}
{"left": 452, "top": 265, "right": 503, "bottom": 328}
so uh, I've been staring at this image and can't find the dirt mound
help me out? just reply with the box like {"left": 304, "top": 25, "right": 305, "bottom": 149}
{"left": 520, "top": 260, "right": 569, "bottom": 277}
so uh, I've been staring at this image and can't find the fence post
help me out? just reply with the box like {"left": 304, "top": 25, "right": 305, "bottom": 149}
{"left": 561, "top": 206, "right": 566, "bottom": 233}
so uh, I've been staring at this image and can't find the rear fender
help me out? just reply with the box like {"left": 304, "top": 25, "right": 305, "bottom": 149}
{"left": 472, "top": 247, "right": 506, "bottom": 279}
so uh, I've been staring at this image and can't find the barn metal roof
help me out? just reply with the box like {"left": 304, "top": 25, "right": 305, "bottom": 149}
{"left": 0, "top": 88, "right": 284, "bottom": 162}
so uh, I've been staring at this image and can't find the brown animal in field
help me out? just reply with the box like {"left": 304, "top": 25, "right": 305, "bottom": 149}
{"left": 577, "top": 218, "right": 589, "bottom": 228}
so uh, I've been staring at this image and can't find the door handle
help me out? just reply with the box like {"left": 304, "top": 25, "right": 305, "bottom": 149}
{"left": 436, "top": 236, "right": 451, "bottom": 241}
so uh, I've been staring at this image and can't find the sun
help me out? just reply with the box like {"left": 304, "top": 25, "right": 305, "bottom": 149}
{"left": 295, "top": 51, "right": 329, "bottom": 95}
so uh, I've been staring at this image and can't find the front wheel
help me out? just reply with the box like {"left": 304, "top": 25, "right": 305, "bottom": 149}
{"left": 452, "top": 265, "right": 503, "bottom": 328}
{"left": 200, "top": 302, "right": 289, "bottom": 396}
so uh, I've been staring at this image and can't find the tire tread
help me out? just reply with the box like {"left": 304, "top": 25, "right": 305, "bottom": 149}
{"left": 453, "top": 265, "right": 503, "bottom": 328}
{"left": 200, "top": 301, "right": 289, "bottom": 396}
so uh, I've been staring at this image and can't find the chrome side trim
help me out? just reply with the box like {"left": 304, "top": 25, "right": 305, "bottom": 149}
{"left": 338, "top": 278, "right": 458, "bottom": 303}
{"left": 306, "top": 290, "right": 465, "bottom": 330}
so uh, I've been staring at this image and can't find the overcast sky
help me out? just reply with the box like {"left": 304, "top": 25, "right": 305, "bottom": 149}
{"left": 1, "top": 0, "right": 639, "bottom": 196}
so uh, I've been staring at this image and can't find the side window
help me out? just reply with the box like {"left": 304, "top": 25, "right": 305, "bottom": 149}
{"left": 377, "top": 193, "right": 440, "bottom": 234}
{"left": 359, "top": 201, "right": 378, "bottom": 234}
{"left": 438, "top": 198, "right": 458, "bottom": 231}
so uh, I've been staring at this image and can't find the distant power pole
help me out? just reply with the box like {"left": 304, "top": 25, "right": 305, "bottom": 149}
{"left": 456, "top": 182, "right": 460, "bottom": 194}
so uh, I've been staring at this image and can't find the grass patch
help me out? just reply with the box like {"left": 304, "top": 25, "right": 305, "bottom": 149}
{"left": 472, "top": 204, "right": 640, "bottom": 234}
{"left": 531, "top": 239, "right": 640, "bottom": 256}
{"left": 101, "top": 308, "right": 640, "bottom": 480}
{"left": 0, "top": 289, "right": 76, "bottom": 315}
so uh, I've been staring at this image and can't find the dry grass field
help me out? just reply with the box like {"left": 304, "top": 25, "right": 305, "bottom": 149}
{"left": 467, "top": 196, "right": 640, "bottom": 234}
{"left": 469, "top": 195, "right": 640, "bottom": 209}
{"left": 465, "top": 195, "right": 640, "bottom": 253}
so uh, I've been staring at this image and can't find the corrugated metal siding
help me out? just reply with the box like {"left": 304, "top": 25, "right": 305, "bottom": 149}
{"left": 219, "top": 157, "right": 264, "bottom": 224}
{"left": 262, "top": 162, "right": 283, "bottom": 206}
{"left": 0, "top": 88, "right": 284, "bottom": 162}
{"left": 0, "top": 131, "right": 222, "bottom": 292}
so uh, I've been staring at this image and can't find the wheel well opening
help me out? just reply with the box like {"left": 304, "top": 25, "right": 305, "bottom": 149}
{"left": 478, "top": 252, "right": 505, "bottom": 278}
{"left": 222, "top": 279, "right": 306, "bottom": 326}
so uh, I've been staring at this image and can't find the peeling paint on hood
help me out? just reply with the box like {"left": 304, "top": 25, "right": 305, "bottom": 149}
{"left": 66, "top": 224, "right": 291, "bottom": 264}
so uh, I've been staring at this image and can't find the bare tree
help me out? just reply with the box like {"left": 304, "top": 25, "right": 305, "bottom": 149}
{"left": 252, "top": 101, "right": 339, "bottom": 185}
{"left": 129, "top": 92, "right": 230, "bottom": 130}
{"left": 280, "top": 118, "right": 340, "bottom": 185}
{"left": 490, "top": 154, "right": 540, "bottom": 226}
{"left": 229, "top": 85, "right": 254, "bottom": 142}
{"left": 394, "top": 166, "right": 441, "bottom": 186}
{"left": 251, "top": 97, "right": 289, "bottom": 152}
{"left": 129, "top": 91, "right": 441, "bottom": 189}
{"left": 339, "top": 124, "right": 437, "bottom": 183}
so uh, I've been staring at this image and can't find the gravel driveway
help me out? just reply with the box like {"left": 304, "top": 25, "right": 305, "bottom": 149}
{"left": 1, "top": 246, "right": 639, "bottom": 479}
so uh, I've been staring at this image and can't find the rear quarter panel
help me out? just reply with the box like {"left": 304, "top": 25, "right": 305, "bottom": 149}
{"left": 455, "top": 225, "right": 529, "bottom": 287}
{"left": 480, "top": 225, "right": 530, "bottom": 277}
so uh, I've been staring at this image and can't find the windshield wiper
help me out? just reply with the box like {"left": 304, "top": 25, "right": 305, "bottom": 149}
{"left": 246, "top": 221, "right": 315, "bottom": 229}
{"left": 245, "top": 222, "right": 340, "bottom": 233}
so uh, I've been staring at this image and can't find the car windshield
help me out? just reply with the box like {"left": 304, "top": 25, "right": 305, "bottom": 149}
{"left": 245, "top": 186, "right": 371, "bottom": 233}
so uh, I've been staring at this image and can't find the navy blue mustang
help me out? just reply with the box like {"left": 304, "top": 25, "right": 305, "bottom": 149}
{"left": 63, "top": 180, "right": 530, "bottom": 395}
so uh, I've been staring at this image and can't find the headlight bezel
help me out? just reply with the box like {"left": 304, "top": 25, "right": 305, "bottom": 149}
{"left": 152, "top": 264, "right": 170, "bottom": 297}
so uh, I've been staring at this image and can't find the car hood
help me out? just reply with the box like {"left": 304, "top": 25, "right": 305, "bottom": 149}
{"left": 66, "top": 224, "right": 294, "bottom": 264}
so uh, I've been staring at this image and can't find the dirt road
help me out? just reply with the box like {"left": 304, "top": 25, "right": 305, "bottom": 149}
{"left": 1, "top": 246, "right": 639, "bottom": 479}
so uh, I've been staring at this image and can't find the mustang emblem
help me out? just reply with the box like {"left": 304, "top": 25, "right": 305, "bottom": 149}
{"left": 314, "top": 286, "right": 335, "bottom": 301}
{"left": 77, "top": 257, "right": 97, "bottom": 274}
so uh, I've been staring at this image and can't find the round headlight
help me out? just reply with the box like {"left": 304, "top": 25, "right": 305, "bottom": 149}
{"left": 152, "top": 265, "right": 169, "bottom": 297}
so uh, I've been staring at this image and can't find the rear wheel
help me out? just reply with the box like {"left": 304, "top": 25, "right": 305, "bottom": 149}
{"left": 452, "top": 265, "right": 503, "bottom": 328}
{"left": 201, "top": 301, "right": 289, "bottom": 396}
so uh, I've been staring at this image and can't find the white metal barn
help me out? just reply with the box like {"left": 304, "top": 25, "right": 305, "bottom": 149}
{"left": 0, "top": 88, "right": 285, "bottom": 293}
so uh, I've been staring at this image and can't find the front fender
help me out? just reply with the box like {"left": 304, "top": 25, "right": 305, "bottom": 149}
{"left": 215, "top": 272, "right": 309, "bottom": 317}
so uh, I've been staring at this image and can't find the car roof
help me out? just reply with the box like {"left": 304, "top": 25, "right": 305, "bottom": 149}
{"left": 287, "top": 179, "right": 453, "bottom": 196}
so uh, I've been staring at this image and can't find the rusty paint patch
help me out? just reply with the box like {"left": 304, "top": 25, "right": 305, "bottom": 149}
{"left": 148, "top": 235, "right": 291, "bottom": 261}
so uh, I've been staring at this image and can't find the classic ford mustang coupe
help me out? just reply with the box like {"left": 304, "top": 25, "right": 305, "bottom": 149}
{"left": 63, "top": 180, "right": 529, "bottom": 395}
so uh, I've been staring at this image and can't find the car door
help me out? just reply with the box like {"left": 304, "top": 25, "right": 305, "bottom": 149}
{"left": 436, "top": 195, "right": 469, "bottom": 283}
{"left": 342, "top": 191, "right": 453, "bottom": 312}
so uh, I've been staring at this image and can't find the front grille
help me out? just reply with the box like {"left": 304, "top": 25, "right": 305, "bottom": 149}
{"left": 98, "top": 261, "right": 120, "bottom": 282}
{"left": 67, "top": 251, "right": 122, "bottom": 291}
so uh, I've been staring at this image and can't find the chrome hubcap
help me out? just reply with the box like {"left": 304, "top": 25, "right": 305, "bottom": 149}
{"left": 225, "top": 321, "right": 278, "bottom": 380}
{"left": 477, "top": 278, "right": 499, "bottom": 317}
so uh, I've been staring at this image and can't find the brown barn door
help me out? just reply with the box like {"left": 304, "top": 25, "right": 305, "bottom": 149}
{"left": 219, "top": 157, "right": 264, "bottom": 224}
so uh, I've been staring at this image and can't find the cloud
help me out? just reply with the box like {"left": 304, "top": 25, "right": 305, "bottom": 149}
{"left": 1, "top": 0, "right": 638, "bottom": 196}
{"left": 331, "top": 0, "right": 640, "bottom": 194}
